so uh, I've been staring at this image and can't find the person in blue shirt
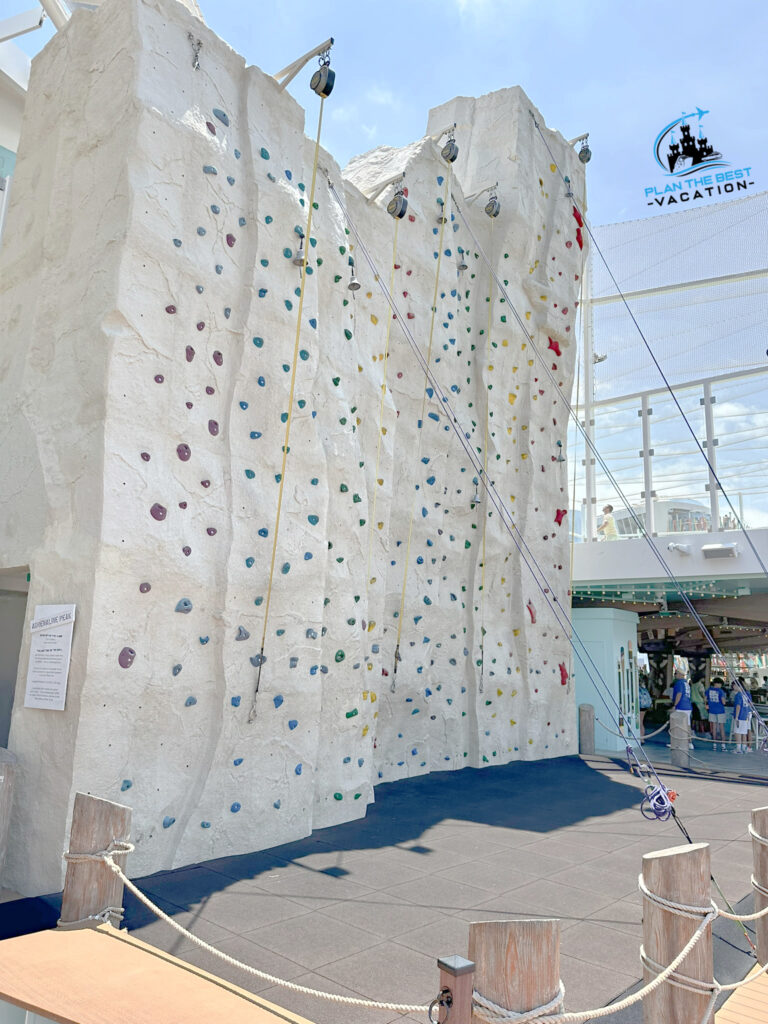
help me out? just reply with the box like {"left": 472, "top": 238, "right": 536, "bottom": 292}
{"left": 671, "top": 669, "right": 693, "bottom": 749}
{"left": 732, "top": 684, "right": 753, "bottom": 753}
{"left": 705, "top": 677, "right": 727, "bottom": 751}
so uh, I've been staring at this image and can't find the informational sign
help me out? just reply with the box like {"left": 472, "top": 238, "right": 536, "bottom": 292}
{"left": 23, "top": 604, "right": 76, "bottom": 711}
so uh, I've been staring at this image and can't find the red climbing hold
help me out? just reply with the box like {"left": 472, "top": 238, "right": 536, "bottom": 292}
{"left": 526, "top": 600, "right": 536, "bottom": 624}
{"left": 572, "top": 205, "right": 583, "bottom": 227}
{"left": 554, "top": 509, "right": 567, "bottom": 526}
{"left": 576, "top": 227, "right": 583, "bottom": 250}
{"left": 559, "top": 663, "right": 568, "bottom": 686}
{"left": 407, "top": 312, "right": 415, "bottom": 319}
{"left": 165, "top": 305, "right": 177, "bottom": 314}
{"left": 548, "top": 337, "right": 562, "bottom": 357}
{"left": 408, "top": 214, "right": 415, "bottom": 222}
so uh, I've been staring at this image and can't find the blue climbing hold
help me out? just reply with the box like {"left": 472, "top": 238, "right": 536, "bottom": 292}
{"left": 230, "top": 802, "right": 241, "bottom": 813}
{"left": 185, "top": 696, "right": 197, "bottom": 707}
{"left": 121, "top": 780, "right": 132, "bottom": 791}
{"left": 175, "top": 598, "right": 193, "bottom": 614}
{"left": 236, "top": 626, "right": 250, "bottom": 641}
{"left": 273, "top": 695, "right": 284, "bottom": 709}
{"left": 162, "top": 816, "right": 176, "bottom": 829}
{"left": 231, "top": 696, "right": 241, "bottom": 707}
{"left": 212, "top": 108, "right": 230, "bottom": 126}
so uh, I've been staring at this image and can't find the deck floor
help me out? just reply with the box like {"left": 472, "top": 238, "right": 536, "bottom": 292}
{"left": 716, "top": 964, "right": 768, "bottom": 1023}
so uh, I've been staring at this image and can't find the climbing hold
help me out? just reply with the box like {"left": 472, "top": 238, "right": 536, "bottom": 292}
{"left": 235, "top": 626, "right": 250, "bottom": 641}
{"left": 139, "top": 582, "right": 151, "bottom": 594}
{"left": 162, "top": 816, "right": 176, "bottom": 829}
{"left": 175, "top": 598, "right": 193, "bottom": 614}
{"left": 118, "top": 647, "right": 136, "bottom": 669}
{"left": 185, "top": 696, "right": 197, "bottom": 707}
{"left": 150, "top": 503, "right": 167, "bottom": 521}
{"left": 212, "top": 108, "right": 230, "bottom": 126}
{"left": 250, "top": 653, "right": 266, "bottom": 667}
{"left": 177, "top": 443, "right": 191, "bottom": 461}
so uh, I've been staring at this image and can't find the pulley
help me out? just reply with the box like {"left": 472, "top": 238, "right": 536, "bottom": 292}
{"left": 484, "top": 195, "right": 501, "bottom": 219}
{"left": 441, "top": 138, "right": 459, "bottom": 163}
{"left": 348, "top": 264, "right": 360, "bottom": 291}
{"left": 564, "top": 175, "right": 574, "bottom": 198}
{"left": 579, "top": 139, "right": 592, "bottom": 164}
{"left": 310, "top": 54, "right": 335, "bottom": 98}
{"left": 292, "top": 235, "right": 305, "bottom": 267}
{"left": 387, "top": 189, "right": 408, "bottom": 220}
{"left": 471, "top": 489, "right": 481, "bottom": 506}
{"left": 457, "top": 249, "right": 468, "bottom": 272}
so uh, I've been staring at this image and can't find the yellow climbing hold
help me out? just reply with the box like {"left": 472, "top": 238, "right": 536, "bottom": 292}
{"left": 550, "top": 163, "right": 556, "bottom": 172}
{"left": 367, "top": 620, "right": 376, "bottom": 632}
{"left": 508, "top": 393, "right": 516, "bottom": 405}
{"left": 362, "top": 724, "right": 369, "bottom": 736}
{"left": 510, "top": 719, "right": 516, "bottom": 725}
{"left": 525, "top": 311, "right": 531, "bottom": 320}
{"left": 371, "top": 314, "right": 378, "bottom": 325}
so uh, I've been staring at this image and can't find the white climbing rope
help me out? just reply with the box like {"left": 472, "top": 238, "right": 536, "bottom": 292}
{"left": 62, "top": 840, "right": 768, "bottom": 1021}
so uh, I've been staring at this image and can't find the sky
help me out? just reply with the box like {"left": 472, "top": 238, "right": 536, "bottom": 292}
{"left": 14, "top": 0, "right": 767, "bottom": 225}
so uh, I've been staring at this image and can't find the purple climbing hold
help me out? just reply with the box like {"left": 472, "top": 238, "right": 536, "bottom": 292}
{"left": 182, "top": 545, "right": 192, "bottom": 556}
{"left": 177, "top": 443, "right": 191, "bottom": 461}
{"left": 206, "top": 121, "right": 216, "bottom": 134}
{"left": 213, "top": 350, "right": 223, "bottom": 366}
{"left": 165, "top": 305, "right": 177, "bottom": 314}
{"left": 118, "top": 647, "right": 136, "bottom": 669}
{"left": 140, "top": 452, "right": 151, "bottom": 462}
{"left": 201, "top": 479, "right": 211, "bottom": 488}
{"left": 154, "top": 374, "right": 164, "bottom": 384}
{"left": 206, "top": 527, "right": 217, "bottom": 536}
{"left": 206, "top": 386, "right": 215, "bottom": 395}
{"left": 197, "top": 321, "right": 205, "bottom": 331}
{"left": 139, "top": 582, "right": 151, "bottom": 594}
{"left": 150, "top": 503, "right": 167, "bottom": 521}
{"left": 179, "top": 501, "right": 188, "bottom": 509}
{"left": 226, "top": 234, "right": 236, "bottom": 248}
{"left": 208, "top": 420, "right": 219, "bottom": 436}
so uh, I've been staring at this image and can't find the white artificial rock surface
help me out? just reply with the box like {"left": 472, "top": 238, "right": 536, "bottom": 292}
{"left": 0, "top": 0, "right": 586, "bottom": 895}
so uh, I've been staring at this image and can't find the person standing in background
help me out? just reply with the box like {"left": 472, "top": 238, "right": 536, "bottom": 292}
{"left": 597, "top": 504, "right": 618, "bottom": 541}
{"left": 691, "top": 677, "right": 708, "bottom": 734}
{"left": 732, "top": 684, "right": 753, "bottom": 753}
{"left": 671, "top": 668, "right": 693, "bottom": 750}
{"left": 705, "top": 677, "right": 727, "bottom": 751}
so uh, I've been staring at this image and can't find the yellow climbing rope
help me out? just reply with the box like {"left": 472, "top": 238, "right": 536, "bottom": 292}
{"left": 366, "top": 219, "right": 400, "bottom": 593}
{"left": 391, "top": 169, "right": 452, "bottom": 686}
{"left": 478, "top": 219, "right": 494, "bottom": 693}
{"left": 249, "top": 98, "right": 326, "bottom": 721}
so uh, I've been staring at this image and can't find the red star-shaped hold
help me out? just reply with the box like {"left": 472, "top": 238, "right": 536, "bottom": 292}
{"left": 548, "top": 337, "right": 562, "bottom": 357}
{"left": 554, "top": 508, "right": 567, "bottom": 525}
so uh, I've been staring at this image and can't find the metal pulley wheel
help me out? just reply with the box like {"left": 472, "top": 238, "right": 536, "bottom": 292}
{"left": 441, "top": 139, "right": 459, "bottom": 163}
{"left": 387, "top": 191, "right": 408, "bottom": 219}
{"left": 484, "top": 196, "right": 501, "bottom": 218}
{"left": 310, "top": 62, "right": 335, "bottom": 98}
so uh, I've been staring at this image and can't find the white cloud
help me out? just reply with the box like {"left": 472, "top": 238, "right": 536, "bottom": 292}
{"left": 366, "top": 85, "right": 397, "bottom": 107}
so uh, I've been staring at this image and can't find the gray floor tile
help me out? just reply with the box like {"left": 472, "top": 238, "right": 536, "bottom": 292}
{"left": 256, "top": 971, "right": 379, "bottom": 1024}
{"left": 315, "top": 940, "right": 436, "bottom": 1006}
{"left": 252, "top": 910, "right": 382, "bottom": 970}
{"left": 250, "top": 861, "right": 375, "bottom": 909}
{"left": 176, "top": 931, "right": 307, "bottom": 994}
{"left": 586, "top": 898, "right": 643, "bottom": 939}
{"left": 559, "top": 953, "right": 637, "bottom": 1011}
{"left": 127, "top": 899, "right": 233, "bottom": 956}
{"left": 186, "top": 882, "right": 311, "bottom": 931}
{"left": 560, "top": 920, "right": 643, "bottom": 977}
{"left": 435, "top": 858, "right": 539, "bottom": 895}
{"left": 548, "top": 861, "right": 638, "bottom": 901}
{"left": 392, "top": 913, "right": 470, "bottom": 959}
{"left": 336, "top": 850, "right": 429, "bottom": 890}
{"left": 382, "top": 873, "right": 493, "bottom": 915}
{"left": 321, "top": 892, "right": 447, "bottom": 938}
{"left": 480, "top": 846, "right": 574, "bottom": 878}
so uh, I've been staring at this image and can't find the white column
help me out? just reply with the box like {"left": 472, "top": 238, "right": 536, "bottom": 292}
{"left": 582, "top": 257, "right": 596, "bottom": 541}
{"left": 701, "top": 382, "right": 719, "bottom": 530}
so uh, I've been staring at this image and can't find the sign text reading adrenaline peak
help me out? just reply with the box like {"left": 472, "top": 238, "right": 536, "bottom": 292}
{"left": 645, "top": 167, "right": 754, "bottom": 207}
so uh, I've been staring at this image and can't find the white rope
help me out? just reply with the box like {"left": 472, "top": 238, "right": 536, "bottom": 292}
{"left": 749, "top": 824, "right": 768, "bottom": 847}
{"left": 595, "top": 717, "right": 668, "bottom": 742}
{"left": 65, "top": 843, "right": 427, "bottom": 1013}
{"left": 58, "top": 906, "right": 125, "bottom": 927}
{"left": 473, "top": 983, "right": 564, "bottom": 1023}
{"left": 61, "top": 844, "right": 768, "bottom": 1021}
{"left": 752, "top": 874, "right": 768, "bottom": 901}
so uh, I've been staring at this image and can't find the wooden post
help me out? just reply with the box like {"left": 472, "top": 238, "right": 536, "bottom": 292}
{"left": 437, "top": 955, "right": 475, "bottom": 1024}
{"left": 751, "top": 806, "right": 768, "bottom": 966}
{"left": 579, "top": 704, "right": 595, "bottom": 755}
{"left": 0, "top": 749, "right": 18, "bottom": 880}
{"left": 669, "top": 709, "right": 690, "bottom": 768}
{"left": 59, "top": 792, "right": 132, "bottom": 927}
{"left": 642, "top": 842, "right": 714, "bottom": 1024}
{"left": 468, "top": 920, "right": 560, "bottom": 1020}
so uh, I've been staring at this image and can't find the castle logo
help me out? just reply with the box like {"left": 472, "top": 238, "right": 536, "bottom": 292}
{"left": 644, "top": 107, "right": 756, "bottom": 209}
{"left": 654, "top": 107, "right": 726, "bottom": 177}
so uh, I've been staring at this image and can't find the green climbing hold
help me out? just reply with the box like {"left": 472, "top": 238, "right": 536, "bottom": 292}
{"left": 336, "top": 651, "right": 346, "bottom": 663}
{"left": 283, "top": 248, "right": 293, "bottom": 259}
{"left": 260, "top": 147, "right": 270, "bottom": 159}
{"left": 253, "top": 337, "right": 264, "bottom": 347}
{"left": 334, "top": 275, "right": 342, "bottom": 283}
{"left": 344, "top": 329, "right": 352, "bottom": 340}
{"left": 299, "top": 349, "right": 309, "bottom": 361}
{"left": 339, "top": 483, "right": 348, "bottom": 492}
{"left": 465, "top": 540, "right": 471, "bottom": 548}
{"left": 281, "top": 562, "right": 291, "bottom": 574}
{"left": 334, "top": 792, "right": 343, "bottom": 800}
{"left": 332, "top": 376, "right": 340, "bottom": 386}
{"left": 339, "top": 246, "right": 346, "bottom": 255}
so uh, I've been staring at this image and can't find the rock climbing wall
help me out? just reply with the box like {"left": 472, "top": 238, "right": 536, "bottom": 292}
{"left": 0, "top": 0, "right": 586, "bottom": 894}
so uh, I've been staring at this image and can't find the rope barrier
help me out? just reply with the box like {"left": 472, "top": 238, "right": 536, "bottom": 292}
{"left": 62, "top": 842, "right": 768, "bottom": 1021}
{"left": 595, "top": 716, "right": 668, "bottom": 742}
{"left": 249, "top": 96, "right": 326, "bottom": 723}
